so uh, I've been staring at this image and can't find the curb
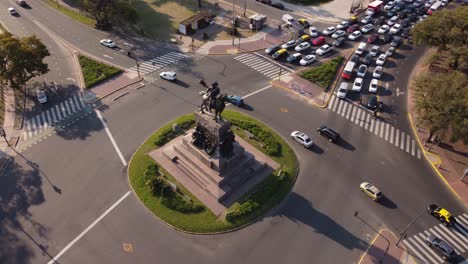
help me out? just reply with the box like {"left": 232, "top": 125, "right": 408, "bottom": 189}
{"left": 407, "top": 113, "right": 465, "bottom": 206}
{"left": 357, "top": 229, "right": 399, "bottom": 264}
{"left": 87, "top": 77, "right": 144, "bottom": 104}
{"left": 126, "top": 111, "right": 300, "bottom": 235}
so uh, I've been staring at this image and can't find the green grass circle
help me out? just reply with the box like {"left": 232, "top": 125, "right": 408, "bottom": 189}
{"left": 128, "top": 110, "right": 298, "bottom": 233}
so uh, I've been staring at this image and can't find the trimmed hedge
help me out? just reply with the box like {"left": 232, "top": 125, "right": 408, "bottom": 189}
{"left": 229, "top": 119, "right": 281, "bottom": 156}
{"left": 301, "top": 56, "right": 344, "bottom": 89}
{"left": 79, "top": 55, "right": 122, "bottom": 88}
{"left": 225, "top": 201, "right": 260, "bottom": 221}
{"left": 154, "top": 119, "right": 195, "bottom": 146}
{"left": 161, "top": 194, "right": 205, "bottom": 213}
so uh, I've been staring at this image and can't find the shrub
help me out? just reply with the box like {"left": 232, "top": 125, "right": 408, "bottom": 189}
{"left": 145, "top": 176, "right": 170, "bottom": 196}
{"left": 226, "top": 200, "right": 260, "bottom": 222}
{"left": 161, "top": 193, "right": 204, "bottom": 213}
{"left": 78, "top": 55, "right": 122, "bottom": 88}
{"left": 301, "top": 56, "right": 344, "bottom": 89}
{"left": 154, "top": 119, "right": 195, "bottom": 146}
{"left": 143, "top": 163, "right": 159, "bottom": 182}
{"left": 230, "top": 119, "right": 281, "bottom": 156}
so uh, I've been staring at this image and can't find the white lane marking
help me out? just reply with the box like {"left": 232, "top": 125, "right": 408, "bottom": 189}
{"left": 51, "top": 108, "right": 58, "bottom": 123}
{"left": 242, "top": 85, "right": 272, "bottom": 99}
{"left": 47, "top": 191, "right": 131, "bottom": 264}
{"left": 337, "top": 100, "right": 345, "bottom": 115}
{"left": 95, "top": 110, "right": 127, "bottom": 166}
{"left": 354, "top": 108, "right": 361, "bottom": 125}
{"left": 103, "top": 54, "right": 113, "bottom": 59}
{"left": 333, "top": 97, "right": 341, "bottom": 112}
{"left": 343, "top": 103, "right": 350, "bottom": 118}
{"left": 403, "top": 239, "right": 429, "bottom": 264}
{"left": 34, "top": 116, "right": 42, "bottom": 133}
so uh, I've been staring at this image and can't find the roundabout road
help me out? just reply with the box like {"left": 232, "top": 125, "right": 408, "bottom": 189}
{"left": 2, "top": 53, "right": 465, "bottom": 264}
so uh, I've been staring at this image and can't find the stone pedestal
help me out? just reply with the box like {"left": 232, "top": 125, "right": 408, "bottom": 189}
{"left": 149, "top": 112, "right": 280, "bottom": 216}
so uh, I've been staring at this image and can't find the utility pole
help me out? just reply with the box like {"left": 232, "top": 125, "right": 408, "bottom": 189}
{"left": 243, "top": 0, "right": 247, "bottom": 17}
{"left": 396, "top": 209, "right": 426, "bottom": 247}
{"left": 232, "top": 0, "right": 236, "bottom": 45}
{"left": 354, "top": 211, "right": 390, "bottom": 263}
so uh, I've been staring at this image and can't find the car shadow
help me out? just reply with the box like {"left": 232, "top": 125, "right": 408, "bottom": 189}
{"left": 337, "top": 138, "right": 356, "bottom": 151}
{"left": 378, "top": 195, "right": 398, "bottom": 209}
{"left": 240, "top": 104, "right": 254, "bottom": 111}
{"left": 174, "top": 79, "right": 190, "bottom": 88}
{"left": 380, "top": 72, "right": 395, "bottom": 82}
{"left": 307, "top": 144, "right": 324, "bottom": 154}
{"left": 392, "top": 52, "right": 406, "bottom": 60}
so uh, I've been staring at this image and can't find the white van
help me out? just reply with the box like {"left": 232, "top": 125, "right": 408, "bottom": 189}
{"left": 428, "top": 1, "right": 442, "bottom": 14}
{"left": 341, "top": 61, "right": 356, "bottom": 80}
{"left": 282, "top": 14, "right": 295, "bottom": 25}
{"left": 355, "top": 42, "right": 367, "bottom": 56}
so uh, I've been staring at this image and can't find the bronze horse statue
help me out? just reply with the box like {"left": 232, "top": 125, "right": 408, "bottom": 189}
{"left": 200, "top": 92, "right": 226, "bottom": 121}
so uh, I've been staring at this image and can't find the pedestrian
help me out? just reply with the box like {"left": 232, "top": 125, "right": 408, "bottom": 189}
{"left": 358, "top": 98, "right": 362, "bottom": 105}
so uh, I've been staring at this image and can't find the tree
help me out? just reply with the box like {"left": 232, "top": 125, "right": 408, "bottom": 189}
{"left": 412, "top": 6, "right": 468, "bottom": 70}
{"left": 0, "top": 32, "right": 50, "bottom": 90}
{"left": 412, "top": 71, "right": 468, "bottom": 143}
{"left": 80, "top": 0, "right": 138, "bottom": 30}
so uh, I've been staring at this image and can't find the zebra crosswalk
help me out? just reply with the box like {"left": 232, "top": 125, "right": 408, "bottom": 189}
{"left": 127, "top": 52, "right": 190, "bottom": 76}
{"left": 327, "top": 95, "right": 422, "bottom": 159}
{"left": 234, "top": 53, "right": 286, "bottom": 79}
{"left": 22, "top": 93, "right": 89, "bottom": 141}
{"left": 403, "top": 214, "right": 468, "bottom": 264}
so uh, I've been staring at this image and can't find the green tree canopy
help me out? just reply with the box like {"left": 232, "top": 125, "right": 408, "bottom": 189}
{"left": 412, "top": 6, "right": 468, "bottom": 70}
{"left": 413, "top": 71, "right": 468, "bottom": 144}
{"left": 0, "top": 32, "right": 50, "bottom": 90}
{"left": 81, "top": 0, "right": 138, "bottom": 30}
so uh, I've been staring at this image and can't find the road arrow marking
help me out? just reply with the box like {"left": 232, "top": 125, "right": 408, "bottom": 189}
{"left": 396, "top": 87, "right": 405, "bottom": 96}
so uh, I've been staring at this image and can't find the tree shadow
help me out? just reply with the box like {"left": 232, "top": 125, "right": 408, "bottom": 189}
{"left": 270, "top": 192, "right": 369, "bottom": 251}
{"left": 0, "top": 155, "right": 54, "bottom": 264}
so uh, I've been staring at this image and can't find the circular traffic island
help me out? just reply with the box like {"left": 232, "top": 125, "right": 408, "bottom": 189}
{"left": 128, "top": 110, "right": 298, "bottom": 233}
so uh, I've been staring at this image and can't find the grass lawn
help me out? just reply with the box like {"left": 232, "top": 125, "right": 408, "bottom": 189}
{"left": 301, "top": 56, "right": 344, "bottom": 89}
{"left": 43, "top": 0, "right": 96, "bottom": 27}
{"left": 282, "top": 0, "right": 333, "bottom": 5}
{"left": 128, "top": 110, "right": 298, "bottom": 233}
{"left": 78, "top": 55, "right": 122, "bottom": 89}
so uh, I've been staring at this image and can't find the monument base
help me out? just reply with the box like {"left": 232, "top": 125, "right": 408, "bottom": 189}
{"left": 149, "top": 130, "right": 279, "bottom": 216}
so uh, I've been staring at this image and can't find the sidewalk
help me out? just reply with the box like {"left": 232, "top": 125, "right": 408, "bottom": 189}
{"left": 359, "top": 230, "right": 407, "bottom": 264}
{"left": 198, "top": 27, "right": 292, "bottom": 55}
{"left": 277, "top": 0, "right": 358, "bottom": 23}
{"left": 0, "top": 86, "right": 21, "bottom": 157}
{"left": 407, "top": 49, "right": 468, "bottom": 207}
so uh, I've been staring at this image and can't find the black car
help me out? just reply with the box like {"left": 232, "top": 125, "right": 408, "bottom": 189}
{"left": 416, "top": 6, "right": 428, "bottom": 15}
{"left": 391, "top": 36, "right": 402, "bottom": 47}
{"left": 317, "top": 126, "right": 340, "bottom": 143}
{"left": 363, "top": 54, "right": 373, "bottom": 65}
{"left": 381, "top": 33, "right": 392, "bottom": 43}
{"left": 397, "top": 10, "right": 408, "bottom": 19}
{"left": 394, "top": 3, "right": 404, "bottom": 11}
{"left": 400, "top": 18, "right": 410, "bottom": 27}
{"left": 408, "top": 13, "right": 418, "bottom": 22}
{"left": 386, "top": 10, "right": 396, "bottom": 17}
{"left": 425, "top": 235, "right": 456, "bottom": 260}
{"left": 333, "top": 37, "right": 346, "bottom": 47}
{"left": 367, "top": 95, "right": 378, "bottom": 110}
{"left": 265, "top": 45, "right": 281, "bottom": 55}
{"left": 375, "top": 16, "right": 386, "bottom": 26}
{"left": 271, "top": 2, "right": 284, "bottom": 9}
{"left": 287, "top": 53, "right": 301, "bottom": 63}
{"left": 401, "top": 28, "right": 411, "bottom": 38}
{"left": 350, "top": 54, "right": 359, "bottom": 64}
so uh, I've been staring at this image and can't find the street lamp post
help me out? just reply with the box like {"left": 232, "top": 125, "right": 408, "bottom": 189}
{"left": 396, "top": 209, "right": 426, "bottom": 247}
{"left": 354, "top": 211, "right": 390, "bottom": 263}
{"left": 0, "top": 128, "right": 9, "bottom": 147}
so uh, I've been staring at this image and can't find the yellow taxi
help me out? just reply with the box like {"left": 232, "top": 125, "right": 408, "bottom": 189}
{"left": 298, "top": 34, "right": 311, "bottom": 43}
{"left": 298, "top": 18, "right": 310, "bottom": 28}
{"left": 427, "top": 204, "right": 457, "bottom": 226}
{"left": 359, "top": 182, "right": 383, "bottom": 201}
{"left": 349, "top": 16, "right": 358, "bottom": 24}
{"left": 272, "top": 48, "right": 288, "bottom": 60}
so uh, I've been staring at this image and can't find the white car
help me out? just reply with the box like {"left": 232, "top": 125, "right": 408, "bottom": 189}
{"left": 282, "top": 40, "right": 298, "bottom": 49}
{"left": 413, "top": 0, "right": 423, "bottom": 6}
{"left": 357, "top": 64, "right": 368, "bottom": 78}
{"left": 8, "top": 7, "right": 17, "bottom": 15}
{"left": 369, "top": 45, "right": 380, "bottom": 57}
{"left": 384, "top": 1, "right": 395, "bottom": 10}
{"left": 322, "top": 26, "right": 336, "bottom": 36}
{"left": 316, "top": 44, "right": 332, "bottom": 56}
{"left": 385, "top": 46, "right": 396, "bottom": 57}
{"left": 378, "top": 25, "right": 390, "bottom": 34}
{"left": 388, "top": 16, "right": 399, "bottom": 26}
{"left": 100, "top": 39, "right": 116, "bottom": 48}
{"left": 336, "top": 82, "right": 349, "bottom": 99}
{"left": 309, "top": 27, "right": 319, "bottom": 37}
{"left": 373, "top": 66, "right": 383, "bottom": 79}
{"left": 348, "top": 31, "right": 362, "bottom": 40}
{"left": 376, "top": 54, "right": 387, "bottom": 66}
{"left": 361, "top": 24, "right": 374, "bottom": 33}
{"left": 365, "top": 8, "right": 375, "bottom": 16}
{"left": 369, "top": 79, "right": 379, "bottom": 93}
{"left": 390, "top": 24, "right": 402, "bottom": 34}
{"left": 300, "top": 55, "right": 316, "bottom": 66}
{"left": 336, "top": 21, "right": 349, "bottom": 30}
{"left": 37, "top": 90, "right": 47, "bottom": 104}
{"left": 332, "top": 30, "right": 346, "bottom": 39}
{"left": 360, "top": 182, "right": 383, "bottom": 201}
{"left": 290, "top": 131, "right": 314, "bottom": 148}
{"left": 361, "top": 16, "right": 372, "bottom": 24}
{"left": 352, "top": 78, "right": 363, "bottom": 92}
{"left": 160, "top": 71, "right": 177, "bottom": 81}
{"left": 295, "top": 42, "right": 311, "bottom": 52}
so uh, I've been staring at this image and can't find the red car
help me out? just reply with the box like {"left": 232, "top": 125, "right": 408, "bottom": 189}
{"left": 367, "top": 33, "right": 378, "bottom": 43}
{"left": 347, "top": 24, "right": 359, "bottom": 33}
{"left": 312, "top": 36, "right": 326, "bottom": 45}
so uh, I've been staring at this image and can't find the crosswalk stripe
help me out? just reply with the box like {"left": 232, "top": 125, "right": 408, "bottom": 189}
{"left": 26, "top": 120, "right": 33, "bottom": 138}
{"left": 438, "top": 225, "right": 467, "bottom": 252}
{"left": 418, "top": 233, "right": 444, "bottom": 263}
{"left": 389, "top": 126, "right": 394, "bottom": 144}
{"left": 139, "top": 63, "right": 158, "bottom": 70}
{"left": 73, "top": 95, "right": 82, "bottom": 111}
{"left": 405, "top": 238, "right": 429, "bottom": 264}
{"left": 395, "top": 129, "right": 400, "bottom": 147}
{"left": 443, "top": 223, "right": 468, "bottom": 245}
{"left": 413, "top": 236, "right": 441, "bottom": 264}
{"left": 51, "top": 107, "right": 58, "bottom": 123}
{"left": 68, "top": 98, "right": 76, "bottom": 113}
{"left": 359, "top": 111, "right": 366, "bottom": 127}
{"left": 167, "top": 52, "right": 188, "bottom": 59}
{"left": 250, "top": 61, "right": 270, "bottom": 69}
{"left": 365, "top": 114, "right": 371, "bottom": 130}
{"left": 374, "top": 119, "right": 380, "bottom": 135}
{"left": 341, "top": 102, "right": 349, "bottom": 117}
{"left": 430, "top": 227, "right": 462, "bottom": 253}
{"left": 46, "top": 110, "right": 52, "bottom": 125}
{"left": 354, "top": 108, "right": 361, "bottom": 125}
{"left": 55, "top": 104, "right": 63, "bottom": 120}
{"left": 147, "top": 59, "right": 166, "bottom": 67}
{"left": 337, "top": 101, "right": 345, "bottom": 116}
{"left": 328, "top": 96, "right": 335, "bottom": 109}
{"left": 64, "top": 100, "right": 72, "bottom": 116}
{"left": 234, "top": 54, "right": 250, "bottom": 60}
{"left": 400, "top": 131, "right": 405, "bottom": 150}
{"left": 156, "top": 57, "right": 175, "bottom": 64}
{"left": 417, "top": 149, "right": 422, "bottom": 159}
{"left": 333, "top": 98, "right": 341, "bottom": 112}
{"left": 255, "top": 64, "right": 277, "bottom": 72}
{"left": 411, "top": 139, "right": 416, "bottom": 156}
{"left": 379, "top": 122, "right": 385, "bottom": 138}
{"left": 268, "top": 68, "right": 281, "bottom": 75}
{"left": 238, "top": 56, "right": 258, "bottom": 64}
{"left": 266, "top": 72, "right": 281, "bottom": 78}
{"left": 458, "top": 214, "right": 468, "bottom": 228}
{"left": 383, "top": 123, "right": 389, "bottom": 140}
{"left": 41, "top": 112, "right": 48, "bottom": 130}
{"left": 406, "top": 134, "right": 411, "bottom": 152}
{"left": 346, "top": 104, "right": 353, "bottom": 119}
{"left": 33, "top": 116, "right": 41, "bottom": 133}
{"left": 350, "top": 106, "right": 357, "bottom": 122}
{"left": 78, "top": 93, "right": 86, "bottom": 108}
{"left": 60, "top": 102, "right": 68, "bottom": 117}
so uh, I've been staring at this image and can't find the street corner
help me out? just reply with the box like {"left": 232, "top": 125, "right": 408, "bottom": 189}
{"left": 271, "top": 72, "right": 330, "bottom": 108}
{"left": 359, "top": 230, "right": 403, "bottom": 264}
